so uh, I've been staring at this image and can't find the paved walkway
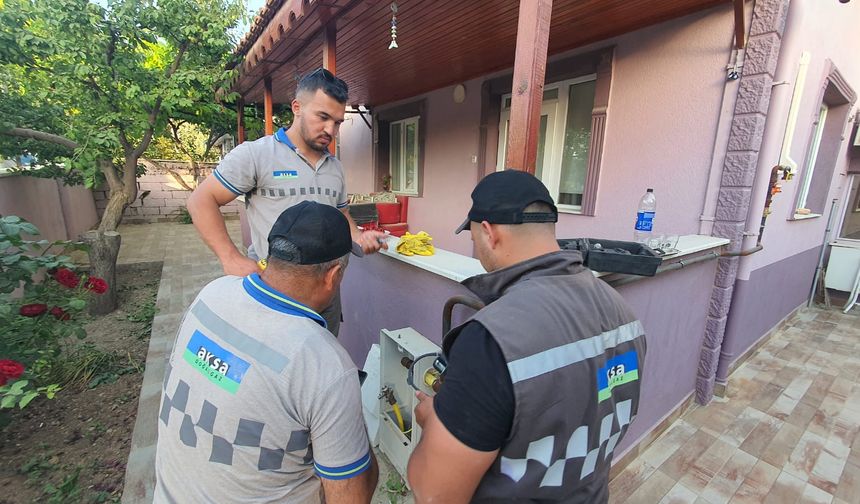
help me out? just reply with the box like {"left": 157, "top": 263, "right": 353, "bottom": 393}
{"left": 117, "top": 222, "right": 860, "bottom": 503}
{"left": 610, "top": 307, "right": 860, "bottom": 504}
{"left": 119, "top": 221, "right": 243, "bottom": 503}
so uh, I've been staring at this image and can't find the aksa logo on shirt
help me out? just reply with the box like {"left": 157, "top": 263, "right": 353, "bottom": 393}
{"left": 597, "top": 350, "right": 639, "bottom": 402}
{"left": 183, "top": 330, "right": 250, "bottom": 394}
{"left": 196, "top": 347, "right": 230, "bottom": 374}
{"left": 273, "top": 170, "right": 299, "bottom": 179}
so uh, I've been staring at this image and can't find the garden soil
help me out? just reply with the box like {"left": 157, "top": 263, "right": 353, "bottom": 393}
{"left": 0, "top": 262, "right": 162, "bottom": 504}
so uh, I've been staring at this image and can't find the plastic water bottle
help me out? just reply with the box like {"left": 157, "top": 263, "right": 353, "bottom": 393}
{"left": 634, "top": 188, "right": 656, "bottom": 243}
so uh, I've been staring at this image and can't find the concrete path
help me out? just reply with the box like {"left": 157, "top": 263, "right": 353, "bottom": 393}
{"left": 119, "top": 221, "right": 242, "bottom": 503}
{"left": 610, "top": 306, "right": 860, "bottom": 504}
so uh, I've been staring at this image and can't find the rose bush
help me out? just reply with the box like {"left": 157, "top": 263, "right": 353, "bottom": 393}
{"left": 0, "top": 216, "right": 105, "bottom": 410}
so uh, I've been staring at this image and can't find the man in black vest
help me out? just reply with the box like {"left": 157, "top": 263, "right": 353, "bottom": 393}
{"left": 408, "top": 170, "right": 647, "bottom": 503}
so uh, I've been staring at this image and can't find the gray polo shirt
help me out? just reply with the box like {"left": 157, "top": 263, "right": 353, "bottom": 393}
{"left": 154, "top": 273, "right": 370, "bottom": 503}
{"left": 214, "top": 128, "right": 349, "bottom": 259}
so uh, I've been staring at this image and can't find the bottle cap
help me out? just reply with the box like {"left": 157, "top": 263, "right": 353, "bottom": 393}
{"left": 646, "top": 188, "right": 654, "bottom": 192}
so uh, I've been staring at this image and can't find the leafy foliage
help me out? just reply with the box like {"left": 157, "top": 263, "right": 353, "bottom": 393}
{"left": 0, "top": 0, "right": 245, "bottom": 228}
{"left": 0, "top": 216, "right": 107, "bottom": 409}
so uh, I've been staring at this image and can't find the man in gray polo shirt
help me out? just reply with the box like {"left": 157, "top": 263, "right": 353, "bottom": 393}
{"left": 188, "top": 68, "right": 386, "bottom": 335}
{"left": 155, "top": 201, "right": 378, "bottom": 503}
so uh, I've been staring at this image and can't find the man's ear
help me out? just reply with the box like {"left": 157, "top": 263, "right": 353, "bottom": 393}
{"left": 324, "top": 262, "right": 343, "bottom": 291}
{"left": 291, "top": 98, "right": 302, "bottom": 117}
{"left": 480, "top": 221, "right": 500, "bottom": 250}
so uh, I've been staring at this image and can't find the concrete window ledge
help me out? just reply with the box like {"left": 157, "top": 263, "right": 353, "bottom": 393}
{"left": 789, "top": 213, "right": 822, "bottom": 221}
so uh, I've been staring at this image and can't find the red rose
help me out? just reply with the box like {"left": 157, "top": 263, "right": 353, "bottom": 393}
{"left": 84, "top": 277, "right": 108, "bottom": 294}
{"left": 0, "top": 375, "right": 6, "bottom": 386}
{"left": 53, "top": 268, "right": 80, "bottom": 289}
{"left": 0, "top": 359, "right": 25, "bottom": 380}
{"left": 19, "top": 303, "right": 48, "bottom": 317}
{"left": 50, "top": 306, "right": 71, "bottom": 321}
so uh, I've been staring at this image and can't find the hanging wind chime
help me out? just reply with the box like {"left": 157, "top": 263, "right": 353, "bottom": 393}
{"left": 388, "top": 2, "right": 398, "bottom": 49}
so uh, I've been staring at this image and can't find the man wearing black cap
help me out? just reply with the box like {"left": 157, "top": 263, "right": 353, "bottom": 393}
{"left": 156, "top": 201, "right": 377, "bottom": 503}
{"left": 408, "top": 170, "right": 647, "bottom": 503}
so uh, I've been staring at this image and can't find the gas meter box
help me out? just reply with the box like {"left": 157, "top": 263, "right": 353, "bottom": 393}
{"left": 377, "top": 327, "right": 442, "bottom": 483}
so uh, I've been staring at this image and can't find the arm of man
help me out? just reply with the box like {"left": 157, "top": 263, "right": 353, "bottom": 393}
{"left": 407, "top": 322, "right": 514, "bottom": 503}
{"left": 311, "top": 370, "right": 378, "bottom": 503}
{"left": 187, "top": 145, "right": 259, "bottom": 276}
{"left": 408, "top": 395, "right": 498, "bottom": 503}
{"left": 320, "top": 451, "right": 378, "bottom": 504}
{"left": 340, "top": 207, "right": 388, "bottom": 254}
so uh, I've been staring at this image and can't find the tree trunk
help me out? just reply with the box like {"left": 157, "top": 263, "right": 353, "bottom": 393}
{"left": 99, "top": 188, "right": 129, "bottom": 232}
{"left": 82, "top": 230, "right": 121, "bottom": 315}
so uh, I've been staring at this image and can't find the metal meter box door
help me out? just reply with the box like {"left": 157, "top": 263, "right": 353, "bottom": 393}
{"left": 377, "top": 327, "right": 442, "bottom": 482}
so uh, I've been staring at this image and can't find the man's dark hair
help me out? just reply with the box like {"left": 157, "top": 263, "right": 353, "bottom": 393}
{"left": 296, "top": 68, "right": 348, "bottom": 104}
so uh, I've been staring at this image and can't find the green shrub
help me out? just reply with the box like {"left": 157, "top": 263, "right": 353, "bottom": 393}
{"left": 0, "top": 216, "right": 105, "bottom": 410}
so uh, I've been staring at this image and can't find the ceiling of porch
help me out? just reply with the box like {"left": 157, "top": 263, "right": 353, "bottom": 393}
{"left": 231, "top": 0, "right": 728, "bottom": 106}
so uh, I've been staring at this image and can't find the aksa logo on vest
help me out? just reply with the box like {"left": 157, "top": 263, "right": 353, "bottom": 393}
{"left": 196, "top": 346, "right": 230, "bottom": 375}
{"left": 597, "top": 350, "right": 639, "bottom": 402}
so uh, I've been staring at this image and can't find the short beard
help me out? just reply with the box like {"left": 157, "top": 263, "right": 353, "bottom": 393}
{"left": 299, "top": 118, "right": 329, "bottom": 153}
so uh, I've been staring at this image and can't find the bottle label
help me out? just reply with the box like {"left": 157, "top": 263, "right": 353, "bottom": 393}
{"left": 635, "top": 211, "right": 655, "bottom": 232}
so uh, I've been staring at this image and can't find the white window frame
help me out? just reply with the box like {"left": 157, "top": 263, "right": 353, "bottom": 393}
{"left": 795, "top": 104, "right": 829, "bottom": 214}
{"left": 389, "top": 116, "right": 420, "bottom": 196}
{"left": 497, "top": 74, "right": 597, "bottom": 213}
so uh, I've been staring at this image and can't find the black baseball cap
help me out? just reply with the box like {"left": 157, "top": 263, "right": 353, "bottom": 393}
{"left": 268, "top": 201, "right": 363, "bottom": 264}
{"left": 455, "top": 169, "right": 558, "bottom": 234}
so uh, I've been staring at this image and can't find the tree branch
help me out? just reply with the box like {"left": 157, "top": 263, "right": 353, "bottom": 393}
{"left": 100, "top": 159, "right": 122, "bottom": 192}
{"left": 1, "top": 128, "right": 79, "bottom": 150}
{"left": 117, "top": 125, "right": 132, "bottom": 153}
{"left": 131, "top": 40, "right": 189, "bottom": 162}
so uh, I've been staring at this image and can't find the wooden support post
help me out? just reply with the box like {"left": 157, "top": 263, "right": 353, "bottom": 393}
{"left": 264, "top": 76, "right": 274, "bottom": 136}
{"left": 323, "top": 21, "right": 337, "bottom": 155}
{"left": 505, "top": 0, "right": 553, "bottom": 174}
{"left": 733, "top": 0, "right": 746, "bottom": 49}
{"left": 237, "top": 97, "right": 246, "bottom": 144}
{"left": 323, "top": 22, "right": 337, "bottom": 76}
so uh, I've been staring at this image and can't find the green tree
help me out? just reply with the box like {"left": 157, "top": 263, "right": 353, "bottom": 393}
{"left": 0, "top": 0, "right": 244, "bottom": 312}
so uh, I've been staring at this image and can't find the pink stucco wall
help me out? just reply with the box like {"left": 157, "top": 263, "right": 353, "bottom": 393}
{"left": 338, "top": 3, "right": 860, "bottom": 264}
{"left": 405, "top": 77, "right": 485, "bottom": 255}
{"left": 737, "top": 1, "right": 860, "bottom": 281}
{"left": 337, "top": 4, "right": 740, "bottom": 253}
{"left": 339, "top": 114, "right": 376, "bottom": 195}
{"left": 715, "top": 1, "right": 860, "bottom": 381}
{"left": 0, "top": 174, "right": 98, "bottom": 241}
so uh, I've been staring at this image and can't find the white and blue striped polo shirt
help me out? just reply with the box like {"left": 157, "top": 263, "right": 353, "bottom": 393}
{"left": 214, "top": 128, "right": 349, "bottom": 259}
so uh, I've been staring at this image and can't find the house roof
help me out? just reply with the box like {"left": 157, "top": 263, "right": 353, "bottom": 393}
{"left": 230, "top": 0, "right": 727, "bottom": 106}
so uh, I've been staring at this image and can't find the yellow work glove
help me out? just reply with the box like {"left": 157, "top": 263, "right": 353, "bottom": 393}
{"left": 395, "top": 231, "right": 435, "bottom": 256}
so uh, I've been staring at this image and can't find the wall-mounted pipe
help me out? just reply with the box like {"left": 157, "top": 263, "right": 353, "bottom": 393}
{"left": 607, "top": 251, "right": 721, "bottom": 288}
{"left": 721, "top": 244, "right": 764, "bottom": 257}
{"left": 442, "top": 295, "right": 485, "bottom": 337}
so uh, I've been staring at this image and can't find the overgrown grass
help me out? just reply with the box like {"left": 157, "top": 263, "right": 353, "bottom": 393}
{"left": 42, "top": 344, "right": 139, "bottom": 390}
{"left": 174, "top": 206, "right": 193, "bottom": 224}
{"left": 124, "top": 282, "right": 158, "bottom": 340}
